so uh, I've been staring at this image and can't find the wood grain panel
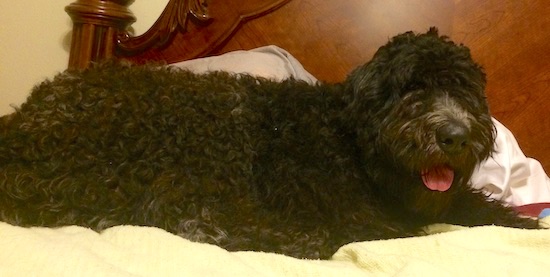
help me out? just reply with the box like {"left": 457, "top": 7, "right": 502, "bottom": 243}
{"left": 452, "top": 0, "right": 550, "bottom": 171}
{"left": 216, "top": 0, "right": 454, "bottom": 83}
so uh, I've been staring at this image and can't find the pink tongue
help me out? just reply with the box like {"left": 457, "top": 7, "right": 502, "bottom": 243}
{"left": 421, "top": 166, "right": 454, "bottom": 192}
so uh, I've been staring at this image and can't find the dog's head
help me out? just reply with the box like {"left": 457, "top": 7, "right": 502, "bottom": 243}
{"left": 343, "top": 28, "right": 495, "bottom": 217}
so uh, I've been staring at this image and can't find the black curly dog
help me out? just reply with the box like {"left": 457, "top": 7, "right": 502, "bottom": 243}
{"left": 0, "top": 28, "right": 539, "bottom": 259}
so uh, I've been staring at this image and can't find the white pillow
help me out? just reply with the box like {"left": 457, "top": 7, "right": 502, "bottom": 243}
{"left": 172, "top": 45, "right": 550, "bottom": 206}
{"left": 172, "top": 45, "right": 318, "bottom": 83}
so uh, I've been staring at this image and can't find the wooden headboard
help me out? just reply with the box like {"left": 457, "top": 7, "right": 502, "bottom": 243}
{"left": 64, "top": 0, "right": 549, "bottom": 172}
{"left": 65, "top": 0, "right": 290, "bottom": 68}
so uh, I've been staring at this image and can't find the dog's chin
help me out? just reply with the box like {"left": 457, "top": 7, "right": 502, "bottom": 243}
{"left": 370, "top": 159, "right": 468, "bottom": 218}
{"left": 404, "top": 169, "right": 469, "bottom": 219}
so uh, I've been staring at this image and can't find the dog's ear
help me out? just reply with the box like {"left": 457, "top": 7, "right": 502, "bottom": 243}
{"left": 344, "top": 61, "right": 389, "bottom": 107}
{"left": 342, "top": 30, "right": 418, "bottom": 124}
{"left": 341, "top": 53, "right": 401, "bottom": 137}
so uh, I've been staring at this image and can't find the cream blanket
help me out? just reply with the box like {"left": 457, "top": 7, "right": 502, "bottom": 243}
{"left": 1, "top": 218, "right": 548, "bottom": 276}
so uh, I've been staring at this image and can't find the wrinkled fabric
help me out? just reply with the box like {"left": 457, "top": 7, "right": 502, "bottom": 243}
{"left": 1, "top": 218, "right": 549, "bottom": 276}
{"left": 471, "top": 119, "right": 550, "bottom": 205}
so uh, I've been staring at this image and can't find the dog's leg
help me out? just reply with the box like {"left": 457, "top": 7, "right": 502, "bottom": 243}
{"left": 443, "top": 189, "right": 540, "bottom": 229}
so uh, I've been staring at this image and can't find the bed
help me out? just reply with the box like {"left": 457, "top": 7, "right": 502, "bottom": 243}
{"left": 1, "top": 0, "right": 550, "bottom": 275}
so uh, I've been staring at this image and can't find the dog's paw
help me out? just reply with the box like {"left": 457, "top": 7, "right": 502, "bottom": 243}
{"left": 507, "top": 215, "right": 543, "bottom": 229}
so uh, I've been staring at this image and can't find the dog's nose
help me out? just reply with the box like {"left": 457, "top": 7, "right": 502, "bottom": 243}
{"left": 436, "top": 122, "right": 469, "bottom": 154}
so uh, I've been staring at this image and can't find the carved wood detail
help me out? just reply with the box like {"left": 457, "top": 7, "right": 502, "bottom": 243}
{"left": 125, "top": 0, "right": 290, "bottom": 64}
{"left": 65, "top": 0, "right": 290, "bottom": 69}
{"left": 117, "top": 0, "right": 211, "bottom": 56}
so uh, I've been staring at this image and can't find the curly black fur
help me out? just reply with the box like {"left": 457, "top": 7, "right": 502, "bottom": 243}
{"left": 0, "top": 28, "right": 539, "bottom": 259}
